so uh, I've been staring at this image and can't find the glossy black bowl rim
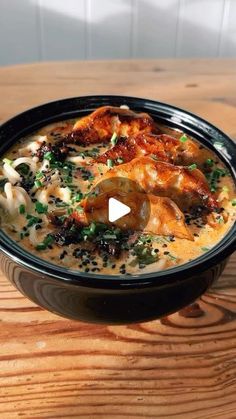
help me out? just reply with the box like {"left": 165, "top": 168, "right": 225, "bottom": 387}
{"left": 0, "top": 94, "right": 235, "bottom": 290}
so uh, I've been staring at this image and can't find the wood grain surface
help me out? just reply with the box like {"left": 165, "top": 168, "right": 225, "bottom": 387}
{"left": 0, "top": 59, "right": 235, "bottom": 419}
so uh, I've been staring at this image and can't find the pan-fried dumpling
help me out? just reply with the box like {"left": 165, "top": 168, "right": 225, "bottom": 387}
{"left": 95, "top": 157, "right": 219, "bottom": 211}
{"left": 96, "top": 132, "right": 211, "bottom": 167}
{"left": 71, "top": 191, "right": 193, "bottom": 240}
{"left": 68, "top": 106, "right": 155, "bottom": 145}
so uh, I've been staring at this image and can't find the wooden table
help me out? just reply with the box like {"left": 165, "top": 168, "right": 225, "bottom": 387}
{"left": 0, "top": 59, "right": 235, "bottom": 419}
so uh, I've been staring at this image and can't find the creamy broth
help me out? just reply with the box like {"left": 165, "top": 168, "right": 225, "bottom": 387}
{"left": 0, "top": 107, "right": 235, "bottom": 276}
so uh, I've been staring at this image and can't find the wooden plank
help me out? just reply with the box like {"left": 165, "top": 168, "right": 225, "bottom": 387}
{"left": 0, "top": 0, "right": 39, "bottom": 66}
{"left": 39, "top": 0, "right": 86, "bottom": 60}
{"left": 132, "top": 0, "right": 181, "bottom": 58}
{"left": 176, "top": 0, "right": 225, "bottom": 57}
{"left": 0, "top": 59, "right": 236, "bottom": 136}
{"left": 87, "top": 0, "right": 132, "bottom": 59}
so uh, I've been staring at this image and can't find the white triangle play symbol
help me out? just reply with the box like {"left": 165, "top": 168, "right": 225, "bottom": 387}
{"left": 108, "top": 197, "right": 131, "bottom": 222}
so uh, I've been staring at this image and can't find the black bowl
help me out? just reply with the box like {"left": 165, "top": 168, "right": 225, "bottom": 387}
{"left": 0, "top": 95, "right": 235, "bottom": 324}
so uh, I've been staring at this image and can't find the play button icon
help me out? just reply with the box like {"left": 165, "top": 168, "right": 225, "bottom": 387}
{"left": 83, "top": 177, "right": 150, "bottom": 230}
{"left": 108, "top": 197, "right": 131, "bottom": 222}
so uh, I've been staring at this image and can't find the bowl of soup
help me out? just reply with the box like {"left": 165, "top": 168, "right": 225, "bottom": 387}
{"left": 0, "top": 95, "right": 235, "bottom": 323}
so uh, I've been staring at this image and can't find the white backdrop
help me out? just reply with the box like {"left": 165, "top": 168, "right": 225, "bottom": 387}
{"left": 0, "top": 0, "right": 236, "bottom": 66}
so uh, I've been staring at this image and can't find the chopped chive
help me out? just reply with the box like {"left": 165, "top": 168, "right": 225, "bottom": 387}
{"left": 168, "top": 253, "right": 177, "bottom": 261}
{"left": 117, "top": 157, "right": 124, "bottom": 164}
{"left": 179, "top": 134, "right": 188, "bottom": 143}
{"left": 206, "top": 158, "right": 214, "bottom": 167}
{"left": 201, "top": 247, "right": 210, "bottom": 252}
{"left": 35, "top": 171, "right": 44, "bottom": 180}
{"left": 110, "top": 132, "right": 118, "bottom": 146}
{"left": 35, "top": 201, "right": 48, "bottom": 214}
{"left": 71, "top": 192, "right": 83, "bottom": 203}
{"left": 107, "top": 159, "right": 114, "bottom": 169}
{"left": 19, "top": 204, "right": 25, "bottom": 214}
{"left": 67, "top": 208, "right": 73, "bottom": 215}
{"left": 76, "top": 205, "right": 84, "bottom": 213}
{"left": 3, "top": 158, "right": 13, "bottom": 166}
{"left": 36, "top": 243, "right": 47, "bottom": 250}
{"left": 188, "top": 163, "right": 197, "bottom": 171}
{"left": 36, "top": 234, "right": 54, "bottom": 251}
{"left": 44, "top": 151, "right": 55, "bottom": 162}
{"left": 232, "top": 199, "right": 236, "bottom": 206}
{"left": 34, "top": 180, "right": 42, "bottom": 188}
{"left": 55, "top": 202, "right": 69, "bottom": 207}
{"left": 26, "top": 215, "right": 41, "bottom": 227}
{"left": 103, "top": 234, "right": 117, "bottom": 240}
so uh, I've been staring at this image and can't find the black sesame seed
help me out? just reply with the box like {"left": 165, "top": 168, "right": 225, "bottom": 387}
{"left": 164, "top": 251, "right": 169, "bottom": 255}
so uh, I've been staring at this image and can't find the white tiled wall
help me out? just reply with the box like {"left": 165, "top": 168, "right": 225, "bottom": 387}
{"left": 0, "top": 0, "right": 236, "bottom": 66}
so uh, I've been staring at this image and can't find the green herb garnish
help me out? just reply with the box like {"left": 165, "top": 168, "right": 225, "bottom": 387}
{"left": 36, "top": 234, "right": 54, "bottom": 251}
{"left": 179, "top": 134, "right": 188, "bottom": 143}
{"left": 55, "top": 201, "right": 69, "bottom": 208}
{"left": 76, "top": 205, "right": 84, "bottom": 213}
{"left": 26, "top": 214, "right": 41, "bottom": 227}
{"left": 3, "top": 158, "right": 13, "bottom": 166}
{"left": 111, "top": 132, "right": 118, "bottom": 146}
{"left": 71, "top": 192, "right": 83, "bottom": 203}
{"left": 188, "top": 163, "right": 197, "bottom": 171}
{"left": 44, "top": 151, "right": 55, "bottom": 163}
{"left": 34, "top": 180, "right": 42, "bottom": 189}
{"left": 19, "top": 204, "right": 26, "bottom": 214}
{"left": 133, "top": 244, "right": 158, "bottom": 267}
{"left": 201, "top": 247, "right": 210, "bottom": 252}
{"left": 35, "top": 171, "right": 44, "bottom": 180}
{"left": 168, "top": 253, "right": 178, "bottom": 261}
{"left": 232, "top": 199, "right": 236, "bottom": 206}
{"left": 35, "top": 202, "right": 48, "bottom": 214}
{"left": 205, "top": 158, "right": 214, "bottom": 167}
{"left": 79, "top": 148, "right": 100, "bottom": 158}
{"left": 206, "top": 168, "right": 229, "bottom": 193}
{"left": 107, "top": 159, "right": 114, "bottom": 169}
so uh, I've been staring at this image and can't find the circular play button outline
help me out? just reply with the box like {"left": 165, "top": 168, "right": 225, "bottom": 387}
{"left": 83, "top": 177, "right": 151, "bottom": 231}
